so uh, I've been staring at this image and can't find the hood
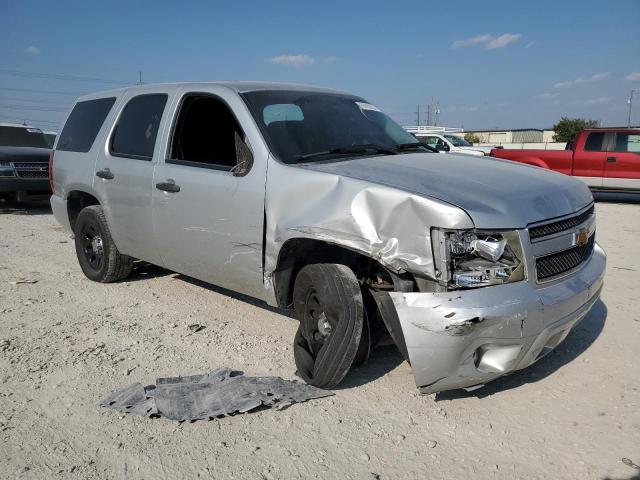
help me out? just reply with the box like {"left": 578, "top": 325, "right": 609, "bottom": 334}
{"left": 300, "top": 153, "right": 593, "bottom": 229}
{"left": 0, "top": 146, "right": 51, "bottom": 163}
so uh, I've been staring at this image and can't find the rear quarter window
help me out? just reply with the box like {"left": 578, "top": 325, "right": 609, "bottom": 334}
{"left": 57, "top": 97, "right": 116, "bottom": 152}
{"left": 110, "top": 94, "right": 168, "bottom": 160}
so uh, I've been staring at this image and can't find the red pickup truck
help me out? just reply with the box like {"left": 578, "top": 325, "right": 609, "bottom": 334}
{"left": 490, "top": 128, "right": 640, "bottom": 192}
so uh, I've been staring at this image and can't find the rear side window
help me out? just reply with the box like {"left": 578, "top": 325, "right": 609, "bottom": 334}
{"left": 57, "top": 98, "right": 116, "bottom": 152}
{"left": 584, "top": 132, "right": 605, "bottom": 152}
{"left": 613, "top": 133, "right": 640, "bottom": 153}
{"left": 111, "top": 94, "right": 167, "bottom": 160}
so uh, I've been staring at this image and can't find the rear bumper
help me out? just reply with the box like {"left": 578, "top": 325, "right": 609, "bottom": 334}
{"left": 389, "top": 243, "right": 606, "bottom": 393}
{"left": 50, "top": 193, "right": 72, "bottom": 232}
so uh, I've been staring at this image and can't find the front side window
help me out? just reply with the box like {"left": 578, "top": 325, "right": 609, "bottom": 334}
{"left": 169, "top": 94, "right": 249, "bottom": 171}
{"left": 0, "top": 126, "right": 49, "bottom": 148}
{"left": 422, "top": 136, "right": 439, "bottom": 147}
{"left": 584, "top": 132, "right": 605, "bottom": 152}
{"left": 241, "top": 90, "right": 417, "bottom": 164}
{"left": 613, "top": 133, "right": 640, "bottom": 153}
{"left": 57, "top": 97, "right": 116, "bottom": 152}
{"left": 111, "top": 94, "right": 167, "bottom": 160}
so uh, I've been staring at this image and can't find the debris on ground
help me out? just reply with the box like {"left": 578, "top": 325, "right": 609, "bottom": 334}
{"left": 100, "top": 368, "right": 333, "bottom": 422}
{"left": 8, "top": 279, "right": 38, "bottom": 285}
{"left": 188, "top": 323, "right": 206, "bottom": 333}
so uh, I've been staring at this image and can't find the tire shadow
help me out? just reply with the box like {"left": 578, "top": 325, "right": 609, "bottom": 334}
{"left": 125, "top": 261, "right": 173, "bottom": 282}
{"left": 337, "top": 344, "right": 405, "bottom": 389}
{"left": 435, "top": 299, "right": 607, "bottom": 400}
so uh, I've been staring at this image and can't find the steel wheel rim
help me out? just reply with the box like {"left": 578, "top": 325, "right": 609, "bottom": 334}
{"left": 303, "top": 289, "right": 334, "bottom": 355}
{"left": 81, "top": 221, "right": 104, "bottom": 271}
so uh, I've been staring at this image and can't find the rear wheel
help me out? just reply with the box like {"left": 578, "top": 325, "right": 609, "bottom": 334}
{"left": 293, "top": 263, "right": 364, "bottom": 389}
{"left": 74, "top": 205, "right": 133, "bottom": 282}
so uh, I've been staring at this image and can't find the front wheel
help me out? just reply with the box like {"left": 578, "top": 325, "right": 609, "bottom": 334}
{"left": 74, "top": 205, "right": 133, "bottom": 283}
{"left": 292, "top": 263, "right": 364, "bottom": 389}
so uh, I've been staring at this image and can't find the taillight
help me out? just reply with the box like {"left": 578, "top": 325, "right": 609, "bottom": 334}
{"left": 48, "top": 150, "right": 55, "bottom": 194}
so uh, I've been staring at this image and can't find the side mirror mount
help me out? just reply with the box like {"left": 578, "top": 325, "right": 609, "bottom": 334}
{"left": 232, "top": 131, "right": 254, "bottom": 177}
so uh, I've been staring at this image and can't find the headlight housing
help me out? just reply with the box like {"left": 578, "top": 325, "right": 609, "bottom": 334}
{"left": 431, "top": 229, "right": 526, "bottom": 289}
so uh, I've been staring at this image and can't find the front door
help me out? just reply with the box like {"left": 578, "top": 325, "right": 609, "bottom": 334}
{"left": 93, "top": 91, "right": 171, "bottom": 264}
{"left": 151, "top": 89, "right": 268, "bottom": 299}
{"left": 603, "top": 131, "right": 640, "bottom": 190}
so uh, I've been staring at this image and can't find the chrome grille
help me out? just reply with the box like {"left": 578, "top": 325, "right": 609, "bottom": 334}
{"left": 529, "top": 206, "right": 594, "bottom": 240}
{"left": 536, "top": 234, "right": 595, "bottom": 281}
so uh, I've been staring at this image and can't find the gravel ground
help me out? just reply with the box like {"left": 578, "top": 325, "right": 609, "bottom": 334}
{"left": 0, "top": 199, "right": 638, "bottom": 480}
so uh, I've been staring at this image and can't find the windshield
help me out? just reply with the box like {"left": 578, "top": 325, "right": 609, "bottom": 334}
{"left": 444, "top": 135, "right": 472, "bottom": 147}
{"left": 241, "top": 91, "right": 418, "bottom": 164}
{"left": 0, "top": 126, "right": 49, "bottom": 148}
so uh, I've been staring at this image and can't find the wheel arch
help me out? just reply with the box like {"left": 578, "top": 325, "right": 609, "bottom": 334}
{"left": 66, "top": 190, "right": 101, "bottom": 231}
{"left": 272, "top": 237, "right": 410, "bottom": 308}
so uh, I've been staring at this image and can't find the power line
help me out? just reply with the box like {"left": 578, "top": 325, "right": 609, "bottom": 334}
{"left": 0, "top": 103, "right": 68, "bottom": 112}
{"left": 0, "top": 114, "right": 61, "bottom": 127}
{"left": 0, "top": 68, "right": 133, "bottom": 85}
{"left": 0, "top": 95, "right": 73, "bottom": 106}
{"left": 0, "top": 87, "right": 84, "bottom": 96}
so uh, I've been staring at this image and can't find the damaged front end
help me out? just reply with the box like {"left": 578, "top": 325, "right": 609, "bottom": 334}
{"left": 264, "top": 158, "right": 605, "bottom": 393}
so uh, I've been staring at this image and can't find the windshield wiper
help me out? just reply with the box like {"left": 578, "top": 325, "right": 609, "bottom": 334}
{"left": 394, "top": 142, "right": 433, "bottom": 153}
{"left": 295, "top": 144, "right": 397, "bottom": 163}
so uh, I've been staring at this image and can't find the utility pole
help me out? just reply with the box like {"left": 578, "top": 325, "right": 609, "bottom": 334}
{"left": 137, "top": 71, "right": 144, "bottom": 85}
{"left": 628, "top": 89, "right": 636, "bottom": 127}
{"left": 426, "top": 102, "right": 431, "bottom": 126}
{"left": 416, "top": 104, "right": 420, "bottom": 126}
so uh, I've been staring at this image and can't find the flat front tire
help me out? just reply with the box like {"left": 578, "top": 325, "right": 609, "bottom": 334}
{"left": 74, "top": 205, "right": 133, "bottom": 283}
{"left": 293, "top": 263, "right": 364, "bottom": 389}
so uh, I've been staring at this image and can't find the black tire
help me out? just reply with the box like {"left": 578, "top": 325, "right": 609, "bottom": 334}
{"left": 292, "top": 264, "right": 364, "bottom": 389}
{"left": 74, "top": 205, "right": 133, "bottom": 283}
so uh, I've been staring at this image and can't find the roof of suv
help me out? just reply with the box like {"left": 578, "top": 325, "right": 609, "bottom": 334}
{"left": 76, "top": 81, "right": 348, "bottom": 102}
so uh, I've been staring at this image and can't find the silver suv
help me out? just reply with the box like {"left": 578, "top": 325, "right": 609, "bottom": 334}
{"left": 50, "top": 82, "right": 606, "bottom": 393}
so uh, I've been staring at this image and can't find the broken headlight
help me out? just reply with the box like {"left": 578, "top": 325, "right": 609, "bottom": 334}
{"left": 431, "top": 229, "right": 526, "bottom": 289}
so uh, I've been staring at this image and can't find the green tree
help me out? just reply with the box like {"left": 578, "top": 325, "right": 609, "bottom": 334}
{"left": 552, "top": 117, "right": 599, "bottom": 143}
{"left": 464, "top": 132, "right": 481, "bottom": 144}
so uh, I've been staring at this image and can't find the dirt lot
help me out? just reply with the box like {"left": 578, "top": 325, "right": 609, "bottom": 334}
{"left": 0, "top": 200, "right": 638, "bottom": 479}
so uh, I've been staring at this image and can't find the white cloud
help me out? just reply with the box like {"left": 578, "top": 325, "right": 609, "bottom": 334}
{"left": 624, "top": 72, "right": 640, "bottom": 81}
{"left": 26, "top": 46, "right": 40, "bottom": 55}
{"left": 533, "top": 92, "right": 559, "bottom": 100}
{"left": 524, "top": 40, "right": 536, "bottom": 49}
{"left": 268, "top": 54, "right": 315, "bottom": 68}
{"left": 486, "top": 33, "right": 522, "bottom": 49}
{"left": 553, "top": 72, "right": 610, "bottom": 88}
{"left": 451, "top": 33, "right": 521, "bottom": 50}
{"left": 569, "top": 97, "right": 611, "bottom": 106}
{"left": 322, "top": 56, "right": 337, "bottom": 65}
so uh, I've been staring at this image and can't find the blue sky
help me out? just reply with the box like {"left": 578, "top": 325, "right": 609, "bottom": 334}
{"left": 1, "top": 0, "right": 639, "bottom": 132}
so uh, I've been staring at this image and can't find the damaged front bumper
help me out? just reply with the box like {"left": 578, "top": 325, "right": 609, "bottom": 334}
{"left": 388, "top": 242, "right": 606, "bottom": 394}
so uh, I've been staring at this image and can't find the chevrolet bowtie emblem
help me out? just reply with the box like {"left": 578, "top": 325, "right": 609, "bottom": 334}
{"left": 575, "top": 228, "right": 589, "bottom": 247}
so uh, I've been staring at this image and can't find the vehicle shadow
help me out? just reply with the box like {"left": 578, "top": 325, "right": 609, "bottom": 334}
{"left": 338, "top": 344, "right": 405, "bottom": 389}
{"left": 0, "top": 198, "right": 52, "bottom": 215}
{"left": 174, "top": 274, "right": 297, "bottom": 319}
{"left": 435, "top": 299, "right": 607, "bottom": 400}
{"left": 593, "top": 191, "right": 640, "bottom": 204}
{"left": 126, "top": 261, "right": 173, "bottom": 282}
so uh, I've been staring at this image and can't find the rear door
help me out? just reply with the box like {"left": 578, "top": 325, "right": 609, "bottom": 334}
{"left": 603, "top": 131, "right": 640, "bottom": 191}
{"left": 93, "top": 91, "right": 171, "bottom": 264}
{"left": 151, "top": 87, "right": 269, "bottom": 299}
{"left": 571, "top": 131, "right": 607, "bottom": 188}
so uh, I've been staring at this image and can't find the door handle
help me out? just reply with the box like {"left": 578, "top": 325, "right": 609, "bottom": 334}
{"left": 155, "top": 179, "right": 180, "bottom": 193}
{"left": 95, "top": 168, "right": 114, "bottom": 180}
{"left": 606, "top": 156, "right": 617, "bottom": 163}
